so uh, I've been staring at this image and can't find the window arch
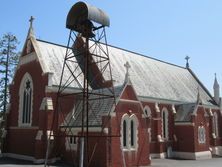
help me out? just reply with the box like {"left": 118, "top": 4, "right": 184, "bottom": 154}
{"left": 212, "top": 112, "right": 219, "bottom": 138}
{"left": 123, "top": 120, "right": 127, "bottom": 147}
{"left": 162, "top": 108, "right": 168, "bottom": 140}
{"left": 121, "top": 114, "right": 138, "bottom": 150}
{"left": 130, "top": 120, "right": 134, "bottom": 146}
{"left": 144, "top": 105, "right": 152, "bottom": 118}
{"left": 18, "top": 73, "right": 33, "bottom": 127}
{"left": 129, "top": 114, "right": 138, "bottom": 149}
{"left": 121, "top": 114, "right": 129, "bottom": 149}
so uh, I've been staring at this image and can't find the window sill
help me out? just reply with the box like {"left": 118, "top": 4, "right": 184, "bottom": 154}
{"left": 18, "top": 124, "right": 32, "bottom": 127}
{"left": 9, "top": 126, "right": 38, "bottom": 130}
{"left": 122, "top": 148, "right": 137, "bottom": 152}
{"left": 66, "top": 145, "right": 77, "bottom": 151}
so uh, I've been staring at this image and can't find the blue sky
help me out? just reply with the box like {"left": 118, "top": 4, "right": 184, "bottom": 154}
{"left": 1, "top": 0, "right": 222, "bottom": 94}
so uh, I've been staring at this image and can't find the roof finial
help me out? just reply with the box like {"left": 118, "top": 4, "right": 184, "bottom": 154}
{"left": 124, "top": 61, "right": 131, "bottom": 76}
{"left": 124, "top": 61, "right": 131, "bottom": 83}
{"left": 28, "top": 16, "right": 35, "bottom": 38}
{"left": 185, "top": 55, "right": 190, "bottom": 68}
{"left": 29, "top": 16, "right": 34, "bottom": 28}
{"left": 197, "top": 86, "right": 202, "bottom": 104}
{"left": 214, "top": 73, "right": 219, "bottom": 88}
{"left": 213, "top": 73, "right": 220, "bottom": 104}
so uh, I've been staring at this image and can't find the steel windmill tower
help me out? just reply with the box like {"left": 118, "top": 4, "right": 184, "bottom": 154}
{"left": 46, "top": 2, "right": 116, "bottom": 167}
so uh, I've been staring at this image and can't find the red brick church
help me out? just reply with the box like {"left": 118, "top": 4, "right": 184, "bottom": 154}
{"left": 2, "top": 16, "right": 222, "bottom": 166}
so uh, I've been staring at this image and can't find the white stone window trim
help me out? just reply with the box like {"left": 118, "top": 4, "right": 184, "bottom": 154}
{"left": 212, "top": 112, "right": 219, "bottom": 138}
{"left": 18, "top": 73, "right": 33, "bottom": 127}
{"left": 70, "top": 136, "right": 77, "bottom": 144}
{"left": 121, "top": 114, "right": 130, "bottom": 150}
{"left": 143, "top": 105, "right": 152, "bottom": 140}
{"left": 129, "top": 114, "right": 138, "bottom": 150}
{"left": 66, "top": 136, "right": 78, "bottom": 151}
{"left": 121, "top": 113, "right": 138, "bottom": 151}
{"left": 198, "top": 126, "right": 206, "bottom": 144}
{"left": 65, "top": 130, "right": 78, "bottom": 151}
{"left": 144, "top": 105, "right": 152, "bottom": 141}
{"left": 161, "top": 108, "right": 169, "bottom": 140}
{"left": 143, "top": 105, "right": 152, "bottom": 118}
{"left": 155, "top": 102, "right": 160, "bottom": 112}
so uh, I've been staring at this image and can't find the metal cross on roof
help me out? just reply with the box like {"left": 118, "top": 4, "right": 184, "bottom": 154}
{"left": 29, "top": 16, "right": 34, "bottom": 28}
{"left": 185, "top": 55, "right": 190, "bottom": 68}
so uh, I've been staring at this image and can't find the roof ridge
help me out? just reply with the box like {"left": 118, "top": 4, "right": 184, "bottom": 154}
{"left": 37, "top": 38, "right": 186, "bottom": 70}
{"left": 187, "top": 68, "right": 217, "bottom": 106}
{"left": 36, "top": 39, "right": 69, "bottom": 48}
{"left": 104, "top": 42, "right": 187, "bottom": 70}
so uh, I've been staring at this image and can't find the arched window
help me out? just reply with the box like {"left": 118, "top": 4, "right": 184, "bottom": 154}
{"left": 129, "top": 114, "right": 138, "bottom": 149}
{"left": 19, "top": 73, "right": 33, "bottom": 126}
{"left": 198, "top": 126, "right": 206, "bottom": 144}
{"left": 22, "top": 79, "right": 32, "bottom": 123}
{"left": 121, "top": 114, "right": 138, "bottom": 150}
{"left": 212, "top": 112, "right": 219, "bottom": 138}
{"left": 144, "top": 105, "right": 151, "bottom": 118}
{"left": 123, "top": 120, "right": 127, "bottom": 147}
{"left": 130, "top": 120, "right": 134, "bottom": 147}
{"left": 162, "top": 108, "right": 168, "bottom": 140}
{"left": 65, "top": 134, "right": 78, "bottom": 151}
{"left": 121, "top": 114, "right": 129, "bottom": 149}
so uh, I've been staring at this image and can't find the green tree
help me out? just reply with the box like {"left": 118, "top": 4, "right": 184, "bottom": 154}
{"left": 0, "top": 33, "right": 19, "bottom": 150}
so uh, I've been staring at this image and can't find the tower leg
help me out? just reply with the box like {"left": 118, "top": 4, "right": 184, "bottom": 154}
{"left": 79, "top": 137, "right": 84, "bottom": 167}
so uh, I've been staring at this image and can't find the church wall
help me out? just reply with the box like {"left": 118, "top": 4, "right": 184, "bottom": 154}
{"left": 142, "top": 102, "right": 158, "bottom": 155}
{"left": 7, "top": 60, "right": 47, "bottom": 127}
{"left": 120, "top": 85, "right": 138, "bottom": 101}
{"left": 174, "top": 124, "right": 195, "bottom": 152}
{"left": 43, "top": 92, "right": 107, "bottom": 167}
{"left": 84, "top": 131, "right": 108, "bottom": 167}
{"left": 210, "top": 109, "right": 222, "bottom": 156}
{"left": 5, "top": 60, "right": 48, "bottom": 157}
{"left": 6, "top": 129, "right": 38, "bottom": 157}
{"left": 194, "top": 107, "right": 210, "bottom": 152}
{"left": 111, "top": 98, "right": 150, "bottom": 166}
{"left": 173, "top": 106, "right": 212, "bottom": 159}
{"left": 60, "top": 131, "right": 108, "bottom": 167}
{"left": 45, "top": 92, "right": 78, "bottom": 163}
{"left": 45, "top": 92, "right": 76, "bottom": 129}
{"left": 142, "top": 101, "right": 175, "bottom": 157}
{"left": 210, "top": 109, "right": 222, "bottom": 147}
{"left": 4, "top": 41, "right": 222, "bottom": 164}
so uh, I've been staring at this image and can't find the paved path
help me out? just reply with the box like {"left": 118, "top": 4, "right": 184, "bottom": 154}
{"left": 1, "top": 157, "right": 222, "bottom": 167}
{"left": 151, "top": 157, "right": 222, "bottom": 167}
{"left": 0, "top": 157, "right": 71, "bottom": 167}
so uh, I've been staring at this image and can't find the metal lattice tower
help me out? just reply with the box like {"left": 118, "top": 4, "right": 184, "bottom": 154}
{"left": 46, "top": 2, "right": 116, "bottom": 167}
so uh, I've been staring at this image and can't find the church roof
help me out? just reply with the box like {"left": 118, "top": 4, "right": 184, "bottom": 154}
{"left": 175, "top": 103, "right": 197, "bottom": 122}
{"left": 61, "top": 85, "right": 124, "bottom": 127}
{"left": 35, "top": 39, "right": 216, "bottom": 106}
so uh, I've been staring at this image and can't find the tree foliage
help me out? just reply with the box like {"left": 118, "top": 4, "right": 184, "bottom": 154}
{"left": 0, "top": 33, "right": 19, "bottom": 114}
{"left": 0, "top": 33, "right": 19, "bottom": 150}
